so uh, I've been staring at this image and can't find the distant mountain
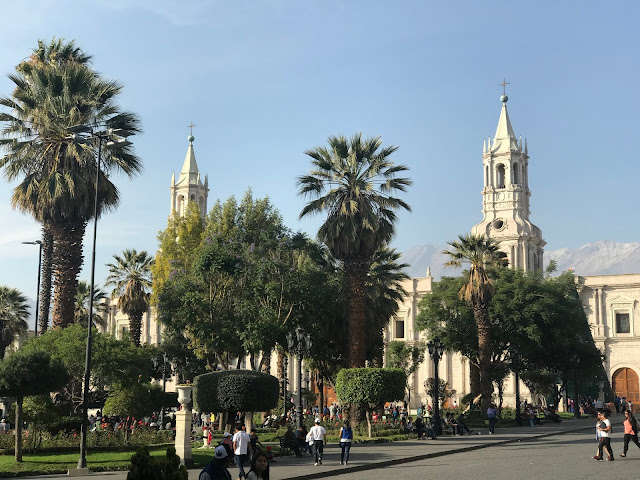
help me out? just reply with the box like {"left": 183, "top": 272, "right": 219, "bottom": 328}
{"left": 400, "top": 240, "right": 640, "bottom": 279}
{"left": 545, "top": 240, "right": 640, "bottom": 276}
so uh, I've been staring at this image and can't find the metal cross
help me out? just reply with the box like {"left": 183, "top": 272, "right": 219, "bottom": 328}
{"left": 187, "top": 122, "right": 196, "bottom": 135}
{"left": 499, "top": 78, "right": 510, "bottom": 95}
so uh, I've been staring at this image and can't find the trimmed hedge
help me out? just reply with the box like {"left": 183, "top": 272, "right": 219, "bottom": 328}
{"left": 336, "top": 368, "right": 406, "bottom": 406}
{"left": 193, "top": 370, "right": 279, "bottom": 413}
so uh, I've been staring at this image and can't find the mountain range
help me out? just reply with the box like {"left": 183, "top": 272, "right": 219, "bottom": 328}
{"left": 399, "top": 240, "right": 640, "bottom": 279}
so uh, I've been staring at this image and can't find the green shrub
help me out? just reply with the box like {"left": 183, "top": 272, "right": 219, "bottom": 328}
{"left": 193, "top": 370, "right": 279, "bottom": 414}
{"left": 126, "top": 446, "right": 187, "bottom": 480}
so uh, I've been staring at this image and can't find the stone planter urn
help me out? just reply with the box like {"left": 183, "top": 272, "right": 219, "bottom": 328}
{"left": 176, "top": 385, "right": 193, "bottom": 407}
{"left": 174, "top": 385, "right": 194, "bottom": 466}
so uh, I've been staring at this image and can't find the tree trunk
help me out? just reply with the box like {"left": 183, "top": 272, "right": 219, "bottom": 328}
{"left": 344, "top": 260, "right": 368, "bottom": 367}
{"left": 469, "top": 362, "right": 481, "bottom": 396}
{"left": 473, "top": 302, "right": 493, "bottom": 413}
{"left": 218, "top": 411, "right": 226, "bottom": 432}
{"left": 317, "top": 376, "right": 324, "bottom": 418}
{"left": 128, "top": 311, "right": 143, "bottom": 347}
{"left": 366, "top": 408, "right": 373, "bottom": 438}
{"left": 15, "top": 395, "right": 23, "bottom": 462}
{"left": 244, "top": 412, "right": 253, "bottom": 432}
{"left": 51, "top": 219, "right": 86, "bottom": 329}
{"left": 39, "top": 225, "right": 54, "bottom": 334}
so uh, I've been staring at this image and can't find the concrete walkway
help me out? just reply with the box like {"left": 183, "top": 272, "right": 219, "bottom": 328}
{"left": 29, "top": 416, "right": 615, "bottom": 480}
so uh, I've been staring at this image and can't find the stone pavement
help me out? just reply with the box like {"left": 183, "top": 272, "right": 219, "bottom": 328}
{"left": 30, "top": 416, "right": 618, "bottom": 480}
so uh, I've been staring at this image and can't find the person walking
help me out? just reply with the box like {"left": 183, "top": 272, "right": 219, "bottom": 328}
{"left": 309, "top": 418, "right": 326, "bottom": 466}
{"left": 487, "top": 403, "right": 498, "bottom": 435}
{"left": 246, "top": 452, "right": 270, "bottom": 480}
{"left": 199, "top": 444, "right": 233, "bottom": 480}
{"left": 339, "top": 420, "right": 353, "bottom": 465}
{"left": 594, "top": 410, "right": 614, "bottom": 461}
{"left": 233, "top": 425, "right": 253, "bottom": 479}
{"left": 621, "top": 409, "right": 640, "bottom": 457}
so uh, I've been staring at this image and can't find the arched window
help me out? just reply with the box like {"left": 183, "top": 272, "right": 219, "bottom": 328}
{"left": 177, "top": 195, "right": 185, "bottom": 216}
{"left": 485, "top": 166, "right": 489, "bottom": 186}
{"left": 190, "top": 194, "right": 195, "bottom": 201}
{"left": 496, "top": 164, "right": 505, "bottom": 188}
{"left": 513, "top": 162, "right": 519, "bottom": 184}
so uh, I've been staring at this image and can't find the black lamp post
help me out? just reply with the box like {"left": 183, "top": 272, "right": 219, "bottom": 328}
{"left": 511, "top": 348, "right": 522, "bottom": 426}
{"left": 68, "top": 126, "right": 132, "bottom": 470}
{"left": 427, "top": 337, "right": 445, "bottom": 436}
{"left": 283, "top": 355, "right": 289, "bottom": 418}
{"left": 153, "top": 353, "right": 171, "bottom": 430}
{"left": 21, "top": 240, "right": 42, "bottom": 336}
{"left": 287, "top": 327, "right": 313, "bottom": 429}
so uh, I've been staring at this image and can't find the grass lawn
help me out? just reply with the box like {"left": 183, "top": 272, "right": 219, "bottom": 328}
{"left": 0, "top": 446, "right": 222, "bottom": 477}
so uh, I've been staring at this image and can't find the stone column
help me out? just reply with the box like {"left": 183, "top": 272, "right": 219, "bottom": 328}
{"left": 175, "top": 385, "right": 194, "bottom": 467}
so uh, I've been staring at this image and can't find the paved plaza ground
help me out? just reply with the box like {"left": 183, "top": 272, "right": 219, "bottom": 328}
{"left": 28, "top": 415, "right": 632, "bottom": 480}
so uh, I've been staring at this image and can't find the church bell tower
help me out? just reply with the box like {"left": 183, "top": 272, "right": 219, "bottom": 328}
{"left": 471, "top": 91, "right": 545, "bottom": 271}
{"left": 170, "top": 132, "right": 209, "bottom": 219}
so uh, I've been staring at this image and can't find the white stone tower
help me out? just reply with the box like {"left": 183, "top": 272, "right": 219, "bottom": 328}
{"left": 170, "top": 133, "right": 208, "bottom": 218}
{"left": 471, "top": 93, "right": 545, "bottom": 271}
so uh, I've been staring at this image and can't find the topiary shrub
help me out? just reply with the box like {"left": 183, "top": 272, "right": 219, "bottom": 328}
{"left": 126, "top": 446, "right": 187, "bottom": 480}
{"left": 336, "top": 368, "right": 406, "bottom": 438}
{"left": 193, "top": 370, "right": 279, "bottom": 430}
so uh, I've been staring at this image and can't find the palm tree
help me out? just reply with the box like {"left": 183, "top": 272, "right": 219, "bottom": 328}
{"left": 74, "top": 281, "right": 107, "bottom": 329}
{"left": 0, "top": 39, "right": 142, "bottom": 329}
{"left": 0, "top": 286, "right": 29, "bottom": 359}
{"left": 442, "top": 233, "right": 507, "bottom": 411}
{"left": 298, "top": 133, "right": 411, "bottom": 366}
{"left": 105, "top": 250, "right": 154, "bottom": 347}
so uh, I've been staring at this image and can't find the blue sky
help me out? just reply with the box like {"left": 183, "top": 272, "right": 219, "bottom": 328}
{"left": 1, "top": 0, "right": 639, "bottom": 301}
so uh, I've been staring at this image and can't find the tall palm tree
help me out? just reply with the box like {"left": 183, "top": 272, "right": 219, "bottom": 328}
{"left": 105, "top": 250, "right": 154, "bottom": 347}
{"left": 0, "top": 286, "right": 29, "bottom": 359}
{"left": 0, "top": 39, "right": 142, "bottom": 329}
{"left": 442, "top": 233, "right": 507, "bottom": 411}
{"left": 15, "top": 39, "right": 93, "bottom": 335}
{"left": 74, "top": 281, "right": 107, "bottom": 329}
{"left": 298, "top": 133, "right": 411, "bottom": 366}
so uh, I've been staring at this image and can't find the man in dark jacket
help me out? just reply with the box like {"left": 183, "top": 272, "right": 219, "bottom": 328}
{"left": 199, "top": 444, "right": 233, "bottom": 480}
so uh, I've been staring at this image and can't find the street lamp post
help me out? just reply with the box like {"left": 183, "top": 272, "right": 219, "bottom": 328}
{"left": 68, "top": 126, "right": 132, "bottom": 470}
{"left": 427, "top": 338, "right": 445, "bottom": 436}
{"left": 153, "top": 353, "right": 170, "bottom": 430}
{"left": 283, "top": 355, "right": 288, "bottom": 418}
{"left": 511, "top": 348, "right": 522, "bottom": 426}
{"left": 21, "top": 240, "right": 42, "bottom": 335}
{"left": 287, "top": 327, "right": 313, "bottom": 429}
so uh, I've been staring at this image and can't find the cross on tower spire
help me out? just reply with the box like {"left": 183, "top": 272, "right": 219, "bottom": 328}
{"left": 499, "top": 78, "right": 510, "bottom": 95}
{"left": 187, "top": 122, "right": 196, "bottom": 135}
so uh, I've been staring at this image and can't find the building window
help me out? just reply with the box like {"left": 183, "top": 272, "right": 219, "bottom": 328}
{"left": 616, "top": 313, "right": 631, "bottom": 334}
{"left": 395, "top": 320, "right": 405, "bottom": 339}
{"left": 513, "top": 163, "right": 519, "bottom": 184}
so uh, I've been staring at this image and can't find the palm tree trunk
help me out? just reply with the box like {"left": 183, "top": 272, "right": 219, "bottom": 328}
{"left": 38, "top": 225, "right": 54, "bottom": 335}
{"left": 344, "top": 260, "right": 368, "bottom": 367}
{"left": 51, "top": 220, "right": 86, "bottom": 329}
{"left": 129, "top": 311, "right": 143, "bottom": 347}
{"left": 469, "top": 362, "right": 481, "bottom": 396}
{"left": 474, "top": 302, "right": 493, "bottom": 413}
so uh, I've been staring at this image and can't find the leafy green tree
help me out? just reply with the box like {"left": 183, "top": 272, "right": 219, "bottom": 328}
{"left": 386, "top": 340, "right": 425, "bottom": 402}
{"left": 0, "top": 350, "right": 68, "bottom": 461}
{"left": 335, "top": 367, "right": 406, "bottom": 436}
{"left": 424, "top": 378, "right": 456, "bottom": 409}
{"left": 0, "top": 286, "right": 29, "bottom": 359}
{"left": 193, "top": 370, "right": 279, "bottom": 431}
{"left": 442, "top": 234, "right": 507, "bottom": 411}
{"left": 21, "top": 324, "right": 152, "bottom": 414}
{"left": 298, "top": 133, "right": 411, "bottom": 367}
{"left": 106, "top": 249, "right": 154, "bottom": 347}
{"left": 151, "top": 203, "right": 204, "bottom": 306}
{"left": 0, "top": 38, "right": 142, "bottom": 328}
{"left": 103, "top": 382, "right": 153, "bottom": 441}
{"left": 74, "top": 281, "right": 107, "bottom": 328}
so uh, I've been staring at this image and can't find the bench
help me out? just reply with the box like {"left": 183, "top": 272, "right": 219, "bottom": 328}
{"left": 277, "top": 436, "right": 294, "bottom": 457}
